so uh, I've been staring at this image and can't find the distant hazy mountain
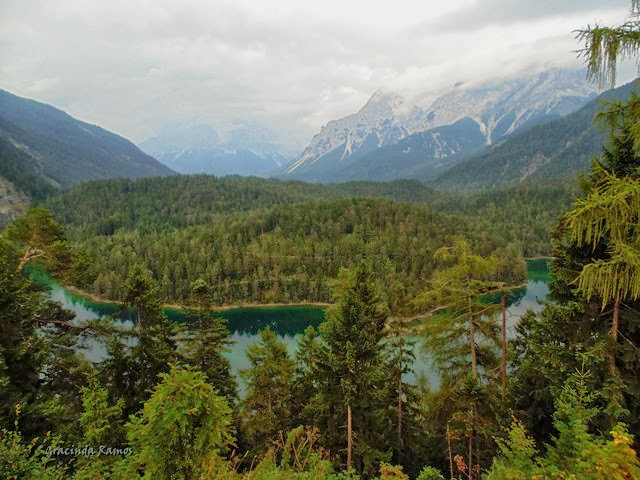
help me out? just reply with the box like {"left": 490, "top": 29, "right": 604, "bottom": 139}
{"left": 429, "top": 79, "right": 639, "bottom": 191}
{"left": 0, "top": 89, "right": 174, "bottom": 195}
{"left": 140, "top": 122, "right": 296, "bottom": 176}
{"left": 276, "top": 69, "right": 599, "bottom": 183}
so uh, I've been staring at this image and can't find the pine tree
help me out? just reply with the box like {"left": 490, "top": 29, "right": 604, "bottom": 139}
{"left": 0, "top": 215, "right": 88, "bottom": 440}
{"left": 4, "top": 208, "right": 70, "bottom": 275}
{"left": 511, "top": 102, "right": 640, "bottom": 444}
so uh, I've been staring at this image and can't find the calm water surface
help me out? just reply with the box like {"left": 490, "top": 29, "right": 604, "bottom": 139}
{"left": 32, "top": 259, "right": 551, "bottom": 393}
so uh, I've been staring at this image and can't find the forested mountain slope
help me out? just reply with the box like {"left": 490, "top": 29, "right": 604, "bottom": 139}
{"left": 0, "top": 89, "right": 174, "bottom": 192}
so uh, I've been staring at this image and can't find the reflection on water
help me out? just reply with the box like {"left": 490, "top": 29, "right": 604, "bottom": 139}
{"left": 33, "top": 259, "right": 551, "bottom": 393}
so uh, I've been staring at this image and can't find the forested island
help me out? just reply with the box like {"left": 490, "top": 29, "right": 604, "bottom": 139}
{"left": 2, "top": 4, "right": 640, "bottom": 480}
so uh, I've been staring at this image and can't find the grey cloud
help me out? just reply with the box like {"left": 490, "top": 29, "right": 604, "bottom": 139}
{"left": 423, "top": 0, "right": 630, "bottom": 32}
{"left": 0, "top": 0, "right": 629, "bottom": 148}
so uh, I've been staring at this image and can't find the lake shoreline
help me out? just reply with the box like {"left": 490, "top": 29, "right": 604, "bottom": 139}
{"left": 59, "top": 276, "right": 530, "bottom": 325}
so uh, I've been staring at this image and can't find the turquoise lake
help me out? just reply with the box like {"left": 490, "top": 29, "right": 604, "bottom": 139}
{"left": 33, "top": 259, "right": 551, "bottom": 392}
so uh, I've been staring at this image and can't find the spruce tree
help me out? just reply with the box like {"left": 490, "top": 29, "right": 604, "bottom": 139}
{"left": 100, "top": 265, "right": 177, "bottom": 415}
{"left": 303, "top": 263, "right": 391, "bottom": 476}
{"left": 240, "top": 326, "right": 295, "bottom": 453}
{"left": 182, "top": 279, "right": 236, "bottom": 402}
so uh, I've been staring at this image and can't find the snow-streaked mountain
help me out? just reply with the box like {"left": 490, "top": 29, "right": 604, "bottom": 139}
{"left": 279, "top": 90, "right": 423, "bottom": 181}
{"left": 429, "top": 78, "right": 640, "bottom": 191}
{"left": 140, "top": 122, "right": 297, "bottom": 176}
{"left": 277, "top": 69, "right": 599, "bottom": 183}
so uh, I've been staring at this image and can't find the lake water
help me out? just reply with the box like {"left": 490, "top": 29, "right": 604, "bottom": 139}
{"left": 32, "top": 259, "right": 551, "bottom": 392}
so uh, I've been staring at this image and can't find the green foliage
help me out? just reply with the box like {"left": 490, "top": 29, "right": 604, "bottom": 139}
{"left": 575, "top": 0, "right": 640, "bottom": 88}
{"left": 240, "top": 326, "right": 295, "bottom": 452}
{"left": 43, "top": 175, "right": 536, "bottom": 313}
{"left": 299, "top": 264, "right": 392, "bottom": 476}
{"left": 416, "top": 237, "right": 509, "bottom": 475}
{"left": 510, "top": 91, "right": 640, "bottom": 445}
{"left": 0, "top": 238, "right": 47, "bottom": 427}
{"left": 416, "top": 466, "right": 445, "bottom": 480}
{"left": 71, "top": 458, "right": 140, "bottom": 480}
{"left": 0, "top": 424, "right": 66, "bottom": 480}
{"left": 486, "top": 375, "right": 640, "bottom": 480}
{"left": 0, "top": 140, "right": 58, "bottom": 201}
{"left": 182, "top": 317, "right": 237, "bottom": 402}
{"left": 182, "top": 279, "right": 237, "bottom": 401}
{"left": 5, "top": 207, "right": 70, "bottom": 275}
{"left": 377, "top": 463, "right": 409, "bottom": 480}
{"left": 563, "top": 164, "right": 640, "bottom": 306}
{"left": 417, "top": 236, "right": 502, "bottom": 386}
{"left": 127, "top": 364, "right": 234, "bottom": 480}
{"left": 79, "top": 376, "right": 125, "bottom": 447}
{"left": 0, "top": 216, "right": 91, "bottom": 440}
{"left": 98, "top": 264, "right": 179, "bottom": 416}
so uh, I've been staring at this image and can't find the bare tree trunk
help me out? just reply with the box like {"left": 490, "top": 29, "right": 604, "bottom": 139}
{"left": 468, "top": 432, "right": 473, "bottom": 480}
{"left": 347, "top": 404, "right": 353, "bottom": 469}
{"left": 475, "top": 405, "right": 480, "bottom": 479}
{"left": 501, "top": 293, "right": 507, "bottom": 400}
{"left": 397, "top": 376, "right": 403, "bottom": 457}
{"left": 470, "top": 314, "right": 477, "bottom": 379}
{"left": 136, "top": 303, "right": 142, "bottom": 336}
{"left": 609, "top": 297, "right": 621, "bottom": 376}
{"left": 447, "top": 421, "right": 453, "bottom": 480}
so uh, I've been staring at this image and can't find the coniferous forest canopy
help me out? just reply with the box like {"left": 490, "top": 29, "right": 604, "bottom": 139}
{"left": 41, "top": 175, "right": 570, "bottom": 312}
{"left": 2, "top": 3, "right": 640, "bottom": 480}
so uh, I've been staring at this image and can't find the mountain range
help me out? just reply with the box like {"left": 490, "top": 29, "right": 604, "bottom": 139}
{"left": 1, "top": 68, "right": 636, "bottom": 209}
{"left": 276, "top": 69, "right": 600, "bottom": 183}
{"left": 139, "top": 122, "right": 295, "bottom": 176}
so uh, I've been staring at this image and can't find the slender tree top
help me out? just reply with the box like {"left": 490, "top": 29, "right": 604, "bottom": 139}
{"left": 575, "top": 0, "right": 640, "bottom": 88}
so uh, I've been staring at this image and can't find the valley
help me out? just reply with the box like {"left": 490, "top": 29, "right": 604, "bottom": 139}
{"left": 1, "top": 4, "right": 640, "bottom": 477}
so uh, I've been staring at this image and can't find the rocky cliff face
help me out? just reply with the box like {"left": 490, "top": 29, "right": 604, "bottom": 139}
{"left": 278, "top": 69, "right": 599, "bottom": 182}
{"left": 0, "top": 176, "right": 28, "bottom": 228}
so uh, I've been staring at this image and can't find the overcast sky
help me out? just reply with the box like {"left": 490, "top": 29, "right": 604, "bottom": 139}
{"left": 0, "top": 0, "right": 634, "bottom": 149}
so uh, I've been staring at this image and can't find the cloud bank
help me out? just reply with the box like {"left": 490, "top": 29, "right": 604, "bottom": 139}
{"left": 0, "top": 0, "right": 632, "bottom": 148}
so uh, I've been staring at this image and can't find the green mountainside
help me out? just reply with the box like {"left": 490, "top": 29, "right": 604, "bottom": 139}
{"left": 0, "top": 89, "right": 175, "bottom": 196}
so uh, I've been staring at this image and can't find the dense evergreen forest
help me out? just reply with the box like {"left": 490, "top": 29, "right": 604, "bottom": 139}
{"left": 41, "top": 175, "right": 572, "bottom": 312}
{"left": 2, "top": 120, "right": 639, "bottom": 477}
{"left": 2, "top": 6, "right": 640, "bottom": 479}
